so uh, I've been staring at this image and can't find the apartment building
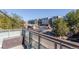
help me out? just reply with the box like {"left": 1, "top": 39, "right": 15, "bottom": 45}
{"left": 27, "top": 16, "right": 64, "bottom": 30}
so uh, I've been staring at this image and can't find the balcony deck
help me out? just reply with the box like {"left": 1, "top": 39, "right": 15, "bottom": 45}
{"left": 9, "top": 45, "right": 24, "bottom": 49}
{"left": 0, "top": 29, "right": 24, "bottom": 49}
{"left": 0, "top": 29, "right": 79, "bottom": 49}
{"left": 2, "top": 36, "right": 23, "bottom": 49}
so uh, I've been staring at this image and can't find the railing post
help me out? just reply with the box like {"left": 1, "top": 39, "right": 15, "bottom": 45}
{"left": 22, "top": 29, "right": 26, "bottom": 45}
{"left": 29, "top": 31, "right": 32, "bottom": 49}
{"left": 60, "top": 42, "right": 62, "bottom": 49}
{"left": 21, "top": 29, "right": 28, "bottom": 49}
{"left": 38, "top": 33, "right": 40, "bottom": 49}
{"left": 54, "top": 42, "right": 57, "bottom": 49}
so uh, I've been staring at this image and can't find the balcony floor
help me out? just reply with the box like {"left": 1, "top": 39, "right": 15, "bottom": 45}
{"left": 10, "top": 45, "right": 24, "bottom": 49}
{"left": 2, "top": 36, "right": 23, "bottom": 49}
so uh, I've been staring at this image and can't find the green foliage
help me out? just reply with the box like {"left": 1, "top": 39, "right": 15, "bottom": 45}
{"left": 52, "top": 18, "right": 69, "bottom": 36}
{"left": 0, "top": 10, "right": 25, "bottom": 29}
{"left": 66, "top": 9, "right": 79, "bottom": 33}
{"left": 51, "top": 9, "right": 79, "bottom": 37}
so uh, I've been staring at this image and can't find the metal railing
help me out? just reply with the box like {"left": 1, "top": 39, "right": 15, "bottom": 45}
{"left": 24, "top": 29, "right": 79, "bottom": 49}
{"left": 0, "top": 29, "right": 79, "bottom": 49}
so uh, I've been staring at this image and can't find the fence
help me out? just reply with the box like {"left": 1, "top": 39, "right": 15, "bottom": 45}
{"left": 24, "top": 29, "right": 79, "bottom": 49}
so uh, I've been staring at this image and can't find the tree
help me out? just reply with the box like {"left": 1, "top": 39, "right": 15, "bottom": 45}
{"left": 52, "top": 18, "right": 69, "bottom": 37}
{"left": 0, "top": 10, "right": 25, "bottom": 29}
{"left": 66, "top": 10, "right": 79, "bottom": 34}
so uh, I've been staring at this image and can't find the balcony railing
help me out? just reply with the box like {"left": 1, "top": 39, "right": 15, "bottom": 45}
{"left": 24, "top": 29, "right": 79, "bottom": 49}
{"left": 0, "top": 29, "right": 79, "bottom": 49}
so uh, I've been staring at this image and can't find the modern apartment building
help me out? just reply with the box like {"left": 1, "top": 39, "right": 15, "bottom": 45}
{"left": 27, "top": 16, "right": 64, "bottom": 29}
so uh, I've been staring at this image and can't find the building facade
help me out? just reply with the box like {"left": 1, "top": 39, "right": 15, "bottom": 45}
{"left": 28, "top": 16, "right": 64, "bottom": 29}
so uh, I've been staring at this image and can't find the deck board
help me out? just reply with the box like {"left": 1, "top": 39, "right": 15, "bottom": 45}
{"left": 2, "top": 36, "right": 23, "bottom": 49}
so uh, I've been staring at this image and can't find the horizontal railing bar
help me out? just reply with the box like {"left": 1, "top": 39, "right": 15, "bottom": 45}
{"left": 28, "top": 31, "right": 68, "bottom": 49}
{"left": 40, "top": 35, "right": 73, "bottom": 49}
{"left": 32, "top": 39, "right": 48, "bottom": 49}
{"left": 40, "top": 34, "right": 79, "bottom": 48}
{"left": 28, "top": 29, "right": 79, "bottom": 49}
{"left": 61, "top": 45, "right": 74, "bottom": 49}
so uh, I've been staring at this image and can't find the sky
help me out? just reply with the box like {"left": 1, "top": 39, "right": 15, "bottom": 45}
{"left": 4, "top": 9, "right": 72, "bottom": 21}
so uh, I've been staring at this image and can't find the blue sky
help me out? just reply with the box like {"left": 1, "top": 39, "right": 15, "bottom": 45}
{"left": 5, "top": 9, "right": 72, "bottom": 21}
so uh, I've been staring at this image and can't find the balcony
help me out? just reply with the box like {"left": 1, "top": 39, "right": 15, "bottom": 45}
{"left": 0, "top": 29, "right": 79, "bottom": 49}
